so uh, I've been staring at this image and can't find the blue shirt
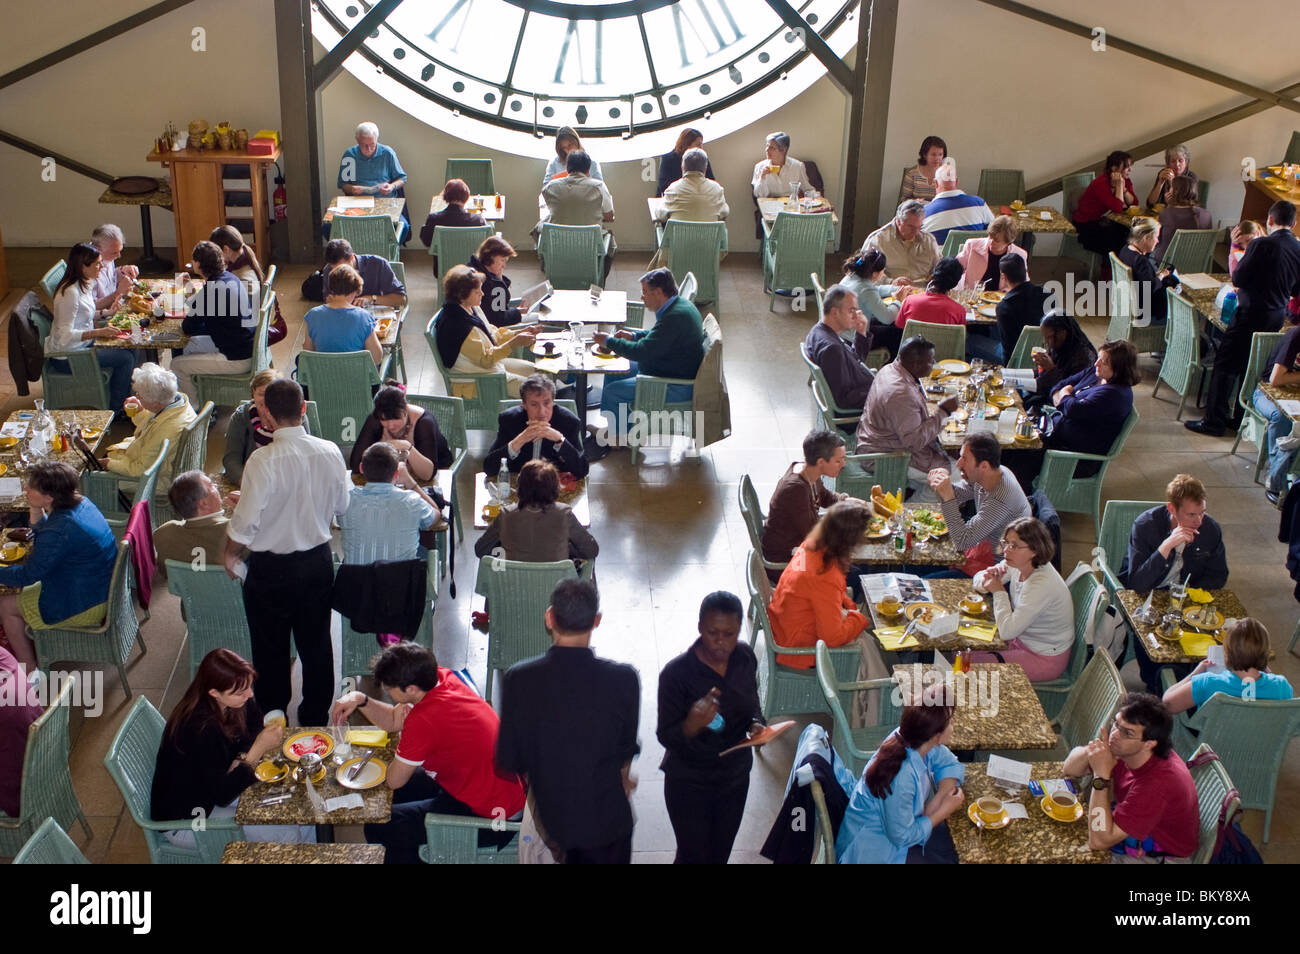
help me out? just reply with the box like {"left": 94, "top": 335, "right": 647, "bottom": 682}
{"left": 304, "top": 304, "right": 375, "bottom": 354}
{"left": 337, "top": 143, "right": 406, "bottom": 190}
{"left": 1190, "top": 670, "right": 1293, "bottom": 709}
{"left": 0, "top": 498, "right": 116, "bottom": 622}
{"left": 338, "top": 482, "right": 438, "bottom": 563}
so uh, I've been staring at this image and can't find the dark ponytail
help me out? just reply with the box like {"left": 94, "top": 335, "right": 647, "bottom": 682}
{"left": 864, "top": 704, "right": 954, "bottom": 798}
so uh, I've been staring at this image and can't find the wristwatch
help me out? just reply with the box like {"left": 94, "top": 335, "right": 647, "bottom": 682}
{"left": 1091, "top": 775, "right": 1111, "bottom": 790}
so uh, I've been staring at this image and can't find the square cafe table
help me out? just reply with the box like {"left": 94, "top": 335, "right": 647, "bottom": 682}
{"left": 850, "top": 507, "right": 963, "bottom": 566}
{"left": 1180, "top": 273, "right": 1232, "bottom": 334}
{"left": 922, "top": 365, "right": 1043, "bottom": 451}
{"left": 864, "top": 577, "right": 1008, "bottom": 655}
{"left": 952, "top": 762, "right": 1107, "bottom": 864}
{"left": 429, "top": 193, "right": 506, "bottom": 221}
{"left": 0, "top": 410, "right": 114, "bottom": 512}
{"left": 473, "top": 471, "right": 589, "bottom": 530}
{"left": 322, "top": 195, "right": 404, "bottom": 226}
{"left": 530, "top": 329, "right": 630, "bottom": 427}
{"left": 221, "top": 842, "right": 385, "bottom": 864}
{"left": 1002, "top": 205, "right": 1076, "bottom": 235}
{"left": 890, "top": 662, "right": 1058, "bottom": 751}
{"left": 529, "top": 288, "right": 628, "bottom": 327}
{"left": 1116, "top": 587, "right": 1247, "bottom": 665}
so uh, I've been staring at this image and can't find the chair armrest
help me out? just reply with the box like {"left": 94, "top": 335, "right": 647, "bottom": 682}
{"left": 760, "top": 556, "right": 788, "bottom": 572}
{"left": 844, "top": 451, "right": 908, "bottom": 464}
{"left": 424, "top": 812, "right": 521, "bottom": 832}
{"left": 635, "top": 374, "right": 695, "bottom": 387}
{"left": 134, "top": 814, "right": 242, "bottom": 833}
{"left": 1042, "top": 449, "right": 1112, "bottom": 463}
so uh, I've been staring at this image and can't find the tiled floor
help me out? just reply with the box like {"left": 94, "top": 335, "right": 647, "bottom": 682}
{"left": 1, "top": 244, "right": 1296, "bottom": 863}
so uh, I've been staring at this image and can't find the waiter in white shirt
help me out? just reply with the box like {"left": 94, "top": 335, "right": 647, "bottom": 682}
{"left": 90, "top": 224, "right": 139, "bottom": 312}
{"left": 224, "top": 379, "right": 351, "bottom": 726}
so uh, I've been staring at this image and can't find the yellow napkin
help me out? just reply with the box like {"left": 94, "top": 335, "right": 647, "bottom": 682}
{"left": 957, "top": 623, "right": 998, "bottom": 643}
{"left": 535, "top": 357, "right": 566, "bottom": 373}
{"left": 1178, "top": 631, "right": 1216, "bottom": 658}
{"left": 875, "top": 626, "right": 920, "bottom": 651}
{"left": 1185, "top": 587, "right": 1213, "bottom": 604}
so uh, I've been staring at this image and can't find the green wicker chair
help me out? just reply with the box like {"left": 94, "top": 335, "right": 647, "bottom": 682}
{"left": 814, "top": 641, "right": 898, "bottom": 777}
{"left": 428, "top": 225, "right": 494, "bottom": 298}
{"left": 1060, "top": 173, "right": 1100, "bottom": 280}
{"left": 420, "top": 812, "right": 520, "bottom": 865}
{"left": 1164, "top": 689, "right": 1300, "bottom": 842}
{"left": 624, "top": 301, "right": 645, "bottom": 330}
{"left": 1188, "top": 743, "right": 1240, "bottom": 864}
{"left": 1229, "top": 331, "right": 1286, "bottom": 482}
{"left": 14, "top": 817, "right": 90, "bottom": 864}
{"left": 80, "top": 439, "right": 168, "bottom": 538}
{"left": 1006, "top": 324, "right": 1044, "bottom": 370}
{"left": 1052, "top": 649, "right": 1124, "bottom": 753}
{"left": 660, "top": 220, "right": 726, "bottom": 307}
{"left": 444, "top": 158, "right": 496, "bottom": 196}
{"left": 408, "top": 393, "right": 470, "bottom": 544}
{"left": 625, "top": 312, "right": 722, "bottom": 464}
{"left": 164, "top": 560, "right": 253, "bottom": 679}
{"left": 537, "top": 223, "right": 609, "bottom": 290}
{"left": 296, "top": 351, "right": 382, "bottom": 453}
{"left": 192, "top": 290, "right": 275, "bottom": 409}
{"left": 39, "top": 260, "right": 66, "bottom": 300}
{"left": 104, "top": 696, "right": 243, "bottom": 863}
{"left": 0, "top": 675, "right": 90, "bottom": 858}
{"left": 738, "top": 477, "right": 787, "bottom": 578}
{"left": 977, "top": 169, "right": 1026, "bottom": 209}
{"left": 385, "top": 260, "right": 410, "bottom": 382}
{"left": 901, "top": 318, "right": 965, "bottom": 362}
{"left": 329, "top": 212, "right": 399, "bottom": 260}
{"left": 810, "top": 778, "right": 837, "bottom": 864}
{"left": 30, "top": 309, "right": 112, "bottom": 410}
{"left": 763, "top": 211, "right": 834, "bottom": 311}
{"left": 678, "top": 271, "right": 698, "bottom": 303}
{"left": 836, "top": 451, "right": 910, "bottom": 502}
{"left": 748, "top": 552, "right": 862, "bottom": 719}
{"left": 1158, "top": 228, "right": 1218, "bottom": 274}
{"left": 32, "top": 538, "right": 144, "bottom": 698}
{"left": 150, "top": 401, "right": 215, "bottom": 526}
{"left": 1106, "top": 253, "right": 1168, "bottom": 355}
{"left": 1152, "top": 290, "right": 1207, "bottom": 419}
{"left": 423, "top": 316, "right": 508, "bottom": 433}
{"left": 263, "top": 263, "right": 277, "bottom": 292}
{"left": 1097, "top": 499, "right": 1161, "bottom": 593}
{"left": 940, "top": 228, "right": 990, "bottom": 259}
{"left": 1033, "top": 408, "right": 1139, "bottom": 538}
{"left": 808, "top": 367, "right": 859, "bottom": 448}
{"left": 474, "top": 555, "right": 591, "bottom": 702}
{"left": 1034, "top": 571, "right": 1111, "bottom": 721}
{"left": 339, "top": 551, "right": 439, "bottom": 679}
{"left": 811, "top": 271, "right": 826, "bottom": 316}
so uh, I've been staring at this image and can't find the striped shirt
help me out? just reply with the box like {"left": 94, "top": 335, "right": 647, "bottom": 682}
{"left": 922, "top": 190, "right": 995, "bottom": 245}
{"left": 900, "top": 165, "right": 937, "bottom": 202}
{"left": 939, "top": 466, "right": 1031, "bottom": 553}
{"left": 338, "top": 482, "right": 439, "bottom": 564}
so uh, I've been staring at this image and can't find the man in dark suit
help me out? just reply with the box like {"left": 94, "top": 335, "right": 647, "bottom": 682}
{"left": 994, "top": 254, "right": 1048, "bottom": 362}
{"left": 1120, "top": 473, "right": 1228, "bottom": 592}
{"left": 1186, "top": 200, "right": 1300, "bottom": 436}
{"left": 485, "top": 374, "right": 588, "bottom": 478}
{"left": 803, "top": 284, "right": 874, "bottom": 426}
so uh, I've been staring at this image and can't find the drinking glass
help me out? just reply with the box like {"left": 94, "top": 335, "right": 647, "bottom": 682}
{"left": 1169, "top": 581, "right": 1186, "bottom": 613}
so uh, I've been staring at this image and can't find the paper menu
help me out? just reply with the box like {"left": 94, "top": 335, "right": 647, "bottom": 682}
{"left": 1277, "top": 399, "right": 1300, "bottom": 418}
{"left": 1178, "top": 272, "right": 1221, "bottom": 291}
{"left": 986, "top": 754, "right": 1032, "bottom": 789}
{"left": 0, "top": 478, "right": 21, "bottom": 500}
{"left": 0, "top": 423, "right": 27, "bottom": 439}
{"left": 862, "top": 573, "right": 932, "bottom": 605}
{"left": 335, "top": 196, "right": 375, "bottom": 210}
{"left": 324, "top": 793, "right": 364, "bottom": 812}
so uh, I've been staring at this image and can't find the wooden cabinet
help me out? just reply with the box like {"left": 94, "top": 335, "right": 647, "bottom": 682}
{"left": 148, "top": 147, "right": 281, "bottom": 264}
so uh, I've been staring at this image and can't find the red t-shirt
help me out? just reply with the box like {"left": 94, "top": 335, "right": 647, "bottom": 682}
{"left": 1112, "top": 751, "right": 1199, "bottom": 858}
{"left": 394, "top": 668, "right": 526, "bottom": 818}
{"left": 894, "top": 291, "right": 967, "bottom": 329}
{"left": 1073, "top": 174, "right": 1135, "bottom": 223}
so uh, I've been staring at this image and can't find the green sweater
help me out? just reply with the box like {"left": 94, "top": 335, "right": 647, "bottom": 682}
{"left": 606, "top": 297, "right": 706, "bottom": 379}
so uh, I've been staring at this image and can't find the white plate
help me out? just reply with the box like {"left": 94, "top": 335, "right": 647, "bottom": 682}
{"left": 335, "top": 757, "right": 386, "bottom": 790}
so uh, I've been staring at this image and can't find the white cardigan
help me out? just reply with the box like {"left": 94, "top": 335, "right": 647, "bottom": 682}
{"left": 973, "top": 561, "right": 1073, "bottom": 657}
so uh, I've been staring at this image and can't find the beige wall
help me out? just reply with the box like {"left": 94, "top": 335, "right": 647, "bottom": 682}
{"left": 0, "top": 0, "right": 282, "bottom": 248}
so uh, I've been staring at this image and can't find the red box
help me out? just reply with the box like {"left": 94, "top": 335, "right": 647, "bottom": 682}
{"left": 246, "top": 138, "right": 276, "bottom": 156}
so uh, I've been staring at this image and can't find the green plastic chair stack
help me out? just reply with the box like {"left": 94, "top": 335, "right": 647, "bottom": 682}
{"left": 164, "top": 560, "right": 254, "bottom": 678}
{"left": 748, "top": 553, "right": 863, "bottom": 720}
{"left": 1166, "top": 692, "right": 1300, "bottom": 842}
{"left": 81, "top": 439, "right": 167, "bottom": 539}
{"left": 660, "top": 220, "right": 726, "bottom": 307}
{"left": 39, "top": 260, "right": 66, "bottom": 300}
{"left": 35, "top": 310, "right": 112, "bottom": 410}
{"left": 407, "top": 393, "right": 470, "bottom": 544}
{"left": 1229, "top": 331, "right": 1286, "bottom": 482}
{"left": 940, "top": 228, "right": 990, "bottom": 259}
{"left": 763, "top": 211, "right": 834, "bottom": 311}
{"left": 0, "top": 676, "right": 90, "bottom": 858}
{"left": 330, "top": 212, "right": 399, "bottom": 260}
{"left": 814, "top": 641, "right": 898, "bottom": 777}
{"left": 296, "top": 351, "right": 382, "bottom": 453}
{"left": 1052, "top": 649, "right": 1124, "bottom": 753}
{"left": 151, "top": 401, "right": 215, "bottom": 525}
{"left": 1153, "top": 290, "right": 1206, "bottom": 420}
{"left": 1158, "top": 228, "right": 1218, "bottom": 274}
{"left": 1033, "top": 408, "right": 1139, "bottom": 538}
{"left": 1105, "top": 253, "right": 1168, "bottom": 355}
{"left": 808, "top": 368, "right": 859, "bottom": 447}
{"left": 836, "top": 451, "right": 910, "bottom": 505}
{"left": 32, "top": 538, "right": 144, "bottom": 698}
{"left": 385, "top": 260, "right": 410, "bottom": 383}
{"left": 537, "top": 223, "right": 609, "bottom": 290}
{"left": 738, "top": 477, "right": 787, "bottom": 578}
{"left": 14, "top": 818, "right": 90, "bottom": 865}
{"left": 1187, "top": 743, "right": 1239, "bottom": 864}
{"left": 1034, "top": 572, "right": 1111, "bottom": 721}
{"left": 1006, "top": 324, "right": 1044, "bottom": 370}
{"left": 1059, "top": 173, "right": 1100, "bottom": 280}
{"left": 421, "top": 812, "right": 520, "bottom": 865}
{"left": 423, "top": 316, "right": 508, "bottom": 433}
{"left": 339, "top": 552, "right": 439, "bottom": 679}
{"left": 901, "top": 318, "right": 965, "bottom": 362}
{"left": 429, "top": 225, "right": 494, "bottom": 299}
{"left": 474, "top": 555, "right": 588, "bottom": 702}
{"left": 192, "top": 290, "right": 276, "bottom": 408}
{"left": 1096, "top": 499, "right": 1161, "bottom": 597}
{"left": 444, "top": 158, "right": 496, "bottom": 196}
{"left": 977, "top": 169, "right": 1026, "bottom": 209}
{"left": 104, "top": 696, "right": 243, "bottom": 863}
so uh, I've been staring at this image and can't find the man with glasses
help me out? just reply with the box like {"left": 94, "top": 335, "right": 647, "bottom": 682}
{"left": 861, "top": 200, "right": 941, "bottom": 283}
{"left": 1063, "top": 693, "right": 1199, "bottom": 863}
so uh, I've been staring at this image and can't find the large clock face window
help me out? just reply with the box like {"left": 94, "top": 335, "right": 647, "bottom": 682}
{"left": 311, "top": 0, "right": 860, "bottom": 160}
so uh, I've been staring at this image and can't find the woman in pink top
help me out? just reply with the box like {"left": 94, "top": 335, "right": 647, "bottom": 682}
{"left": 955, "top": 216, "right": 1029, "bottom": 291}
{"left": 894, "top": 258, "right": 966, "bottom": 329}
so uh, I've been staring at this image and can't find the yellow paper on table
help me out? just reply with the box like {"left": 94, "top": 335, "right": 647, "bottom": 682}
{"left": 1185, "top": 587, "right": 1213, "bottom": 604}
{"left": 957, "top": 622, "right": 998, "bottom": 643}
{"left": 1178, "top": 631, "right": 1216, "bottom": 658}
{"left": 345, "top": 728, "right": 389, "bottom": 747}
{"left": 535, "top": 357, "right": 566, "bottom": 374}
{"left": 875, "top": 626, "right": 920, "bottom": 651}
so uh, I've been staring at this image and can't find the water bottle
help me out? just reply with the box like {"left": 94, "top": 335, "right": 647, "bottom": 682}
{"left": 496, "top": 457, "right": 510, "bottom": 504}
{"left": 1220, "top": 291, "right": 1237, "bottom": 326}
{"left": 789, "top": 181, "right": 801, "bottom": 209}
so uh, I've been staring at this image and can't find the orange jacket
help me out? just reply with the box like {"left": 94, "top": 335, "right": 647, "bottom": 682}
{"left": 768, "top": 545, "right": 867, "bottom": 669}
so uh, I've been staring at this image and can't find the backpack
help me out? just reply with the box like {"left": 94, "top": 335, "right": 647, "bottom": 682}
{"left": 1189, "top": 751, "right": 1263, "bottom": 864}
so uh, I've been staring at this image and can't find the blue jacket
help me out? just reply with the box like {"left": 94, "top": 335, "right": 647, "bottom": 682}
{"left": 1046, "top": 366, "right": 1132, "bottom": 469}
{"left": 0, "top": 498, "right": 116, "bottom": 622}
{"left": 836, "top": 737, "right": 965, "bottom": 864}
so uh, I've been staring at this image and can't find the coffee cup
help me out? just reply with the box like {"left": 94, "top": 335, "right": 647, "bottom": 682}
{"left": 878, "top": 596, "right": 901, "bottom": 617}
{"left": 976, "top": 796, "right": 1004, "bottom": 824}
{"left": 263, "top": 709, "right": 286, "bottom": 728}
{"left": 1048, "top": 790, "right": 1078, "bottom": 819}
{"left": 960, "top": 592, "right": 984, "bottom": 614}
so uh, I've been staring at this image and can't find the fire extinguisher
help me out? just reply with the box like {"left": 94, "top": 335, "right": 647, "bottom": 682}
{"left": 273, "top": 163, "right": 287, "bottom": 221}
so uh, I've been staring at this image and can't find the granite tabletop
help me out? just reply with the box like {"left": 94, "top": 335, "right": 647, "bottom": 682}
{"left": 221, "top": 842, "right": 386, "bottom": 864}
{"left": 923, "top": 367, "right": 1043, "bottom": 450}
{"left": 946, "top": 287, "right": 999, "bottom": 326}
{"left": 474, "top": 471, "right": 589, "bottom": 528}
{"left": 323, "top": 196, "right": 404, "bottom": 225}
{"left": 98, "top": 177, "right": 173, "bottom": 209}
{"left": 430, "top": 193, "right": 506, "bottom": 221}
{"left": 889, "top": 662, "right": 1058, "bottom": 750}
{"left": 93, "top": 317, "right": 189, "bottom": 350}
{"left": 849, "top": 503, "right": 963, "bottom": 565}
{"left": 0, "top": 410, "right": 114, "bottom": 513}
{"left": 1259, "top": 382, "right": 1300, "bottom": 424}
{"left": 1005, "top": 205, "right": 1076, "bottom": 234}
{"left": 235, "top": 729, "right": 396, "bottom": 826}
{"left": 1182, "top": 273, "right": 1232, "bottom": 334}
{"left": 951, "top": 762, "right": 1108, "bottom": 864}
{"left": 865, "top": 577, "right": 1008, "bottom": 653}
{"left": 1117, "top": 587, "right": 1246, "bottom": 664}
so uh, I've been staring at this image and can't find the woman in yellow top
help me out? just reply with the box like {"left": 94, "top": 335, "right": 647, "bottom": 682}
{"left": 431, "top": 265, "right": 538, "bottom": 397}
{"left": 99, "top": 362, "right": 196, "bottom": 480}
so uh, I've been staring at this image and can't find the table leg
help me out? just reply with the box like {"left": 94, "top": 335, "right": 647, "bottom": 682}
{"left": 135, "top": 206, "right": 173, "bottom": 274}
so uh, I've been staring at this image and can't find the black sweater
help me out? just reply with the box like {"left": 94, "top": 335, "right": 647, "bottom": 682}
{"left": 657, "top": 639, "right": 764, "bottom": 782}
{"left": 182, "top": 270, "right": 254, "bottom": 361}
{"left": 151, "top": 701, "right": 262, "bottom": 822}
